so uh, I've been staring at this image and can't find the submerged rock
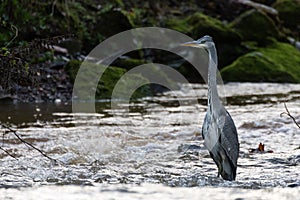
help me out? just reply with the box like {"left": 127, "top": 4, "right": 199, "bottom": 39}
{"left": 221, "top": 41, "right": 300, "bottom": 83}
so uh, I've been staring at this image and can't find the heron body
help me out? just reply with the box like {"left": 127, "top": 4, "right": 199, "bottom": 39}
{"left": 182, "top": 36, "right": 239, "bottom": 181}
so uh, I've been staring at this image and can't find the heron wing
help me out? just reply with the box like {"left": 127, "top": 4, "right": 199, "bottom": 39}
{"left": 202, "top": 113, "right": 209, "bottom": 140}
{"left": 218, "top": 110, "right": 239, "bottom": 167}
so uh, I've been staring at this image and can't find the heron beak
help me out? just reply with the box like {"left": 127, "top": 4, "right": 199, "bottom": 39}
{"left": 181, "top": 41, "right": 205, "bottom": 48}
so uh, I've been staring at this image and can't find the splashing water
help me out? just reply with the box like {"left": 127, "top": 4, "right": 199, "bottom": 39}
{"left": 0, "top": 83, "right": 299, "bottom": 199}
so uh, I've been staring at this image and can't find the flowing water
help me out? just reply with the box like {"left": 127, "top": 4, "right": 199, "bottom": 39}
{"left": 0, "top": 83, "right": 299, "bottom": 199}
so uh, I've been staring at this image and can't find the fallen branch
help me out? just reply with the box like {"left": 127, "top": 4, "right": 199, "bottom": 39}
{"left": 233, "top": 0, "right": 278, "bottom": 15}
{"left": 1, "top": 123, "right": 63, "bottom": 164}
{"left": 280, "top": 103, "right": 300, "bottom": 129}
{"left": 0, "top": 146, "right": 18, "bottom": 160}
{"left": 5, "top": 24, "right": 18, "bottom": 48}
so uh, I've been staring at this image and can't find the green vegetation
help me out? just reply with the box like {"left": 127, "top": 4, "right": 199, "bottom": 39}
{"left": 187, "top": 13, "right": 241, "bottom": 44}
{"left": 1, "top": 0, "right": 300, "bottom": 102}
{"left": 221, "top": 42, "right": 300, "bottom": 83}
{"left": 0, "top": 0, "right": 133, "bottom": 51}
{"left": 65, "top": 60, "right": 152, "bottom": 100}
{"left": 113, "top": 58, "right": 148, "bottom": 71}
{"left": 230, "top": 10, "right": 283, "bottom": 44}
{"left": 166, "top": 12, "right": 244, "bottom": 68}
{"left": 166, "top": 12, "right": 241, "bottom": 44}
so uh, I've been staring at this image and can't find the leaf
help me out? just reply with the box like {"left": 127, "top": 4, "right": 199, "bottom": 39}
{"left": 258, "top": 142, "right": 264, "bottom": 152}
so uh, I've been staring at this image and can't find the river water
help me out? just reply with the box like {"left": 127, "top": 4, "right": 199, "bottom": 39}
{"left": 0, "top": 83, "right": 299, "bottom": 199}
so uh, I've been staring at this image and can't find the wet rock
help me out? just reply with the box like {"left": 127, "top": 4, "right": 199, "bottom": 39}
{"left": 177, "top": 143, "right": 202, "bottom": 160}
{"left": 177, "top": 144, "right": 202, "bottom": 153}
{"left": 221, "top": 41, "right": 300, "bottom": 83}
{"left": 230, "top": 10, "right": 283, "bottom": 44}
{"left": 0, "top": 95, "right": 14, "bottom": 102}
{"left": 287, "top": 182, "right": 300, "bottom": 188}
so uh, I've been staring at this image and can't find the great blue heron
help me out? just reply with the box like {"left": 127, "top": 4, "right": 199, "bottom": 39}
{"left": 182, "top": 35, "right": 239, "bottom": 181}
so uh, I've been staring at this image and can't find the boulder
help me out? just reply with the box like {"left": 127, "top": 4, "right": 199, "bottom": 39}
{"left": 186, "top": 13, "right": 241, "bottom": 45}
{"left": 230, "top": 10, "right": 283, "bottom": 44}
{"left": 65, "top": 60, "right": 152, "bottom": 100}
{"left": 96, "top": 10, "right": 133, "bottom": 38}
{"left": 166, "top": 12, "right": 244, "bottom": 69}
{"left": 221, "top": 41, "right": 300, "bottom": 83}
{"left": 65, "top": 59, "right": 179, "bottom": 99}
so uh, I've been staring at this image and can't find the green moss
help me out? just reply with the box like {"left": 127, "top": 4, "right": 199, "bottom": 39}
{"left": 188, "top": 13, "right": 243, "bottom": 68}
{"left": 65, "top": 60, "right": 152, "bottom": 100}
{"left": 165, "top": 12, "right": 244, "bottom": 69}
{"left": 121, "top": 8, "right": 145, "bottom": 27}
{"left": 113, "top": 58, "right": 147, "bottom": 70}
{"left": 96, "top": 65, "right": 128, "bottom": 99}
{"left": 187, "top": 13, "right": 241, "bottom": 44}
{"left": 166, "top": 12, "right": 241, "bottom": 44}
{"left": 65, "top": 60, "right": 81, "bottom": 81}
{"left": 230, "top": 10, "right": 282, "bottom": 44}
{"left": 221, "top": 42, "right": 300, "bottom": 83}
{"left": 165, "top": 18, "right": 192, "bottom": 34}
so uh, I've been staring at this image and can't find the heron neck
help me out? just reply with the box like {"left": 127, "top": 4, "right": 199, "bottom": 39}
{"left": 207, "top": 46, "right": 222, "bottom": 113}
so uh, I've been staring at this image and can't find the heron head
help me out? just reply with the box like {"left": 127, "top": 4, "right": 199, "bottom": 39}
{"left": 181, "top": 35, "right": 214, "bottom": 49}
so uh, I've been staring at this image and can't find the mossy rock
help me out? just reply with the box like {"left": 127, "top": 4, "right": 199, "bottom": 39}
{"left": 96, "top": 10, "right": 133, "bottom": 38}
{"left": 177, "top": 63, "right": 206, "bottom": 83}
{"left": 186, "top": 13, "right": 241, "bottom": 45}
{"left": 112, "top": 58, "right": 179, "bottom": 92}
{"left": 113, "top": 58, "right": 147, "bottom": 70}
{"left": 273, "top": 0, "right": 300, "bottom": 35}
{"left": 221, "top": 42, "right": 300, "bottom": 83}
{"left": 165, "top": 12, "right": 244, "bottom": 69}
{"left": 230, "top": 10, "right": 283, "bottom": 44}
{"left": 65, "top": 60, "right": 152, "bottom": 100}
{"left": 166, "top": 12, "right": 241, "bottom": 44}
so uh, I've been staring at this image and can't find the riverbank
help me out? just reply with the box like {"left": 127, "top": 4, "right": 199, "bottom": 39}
{"left": 1, "top": 0, "right": 300, "bottom": 102}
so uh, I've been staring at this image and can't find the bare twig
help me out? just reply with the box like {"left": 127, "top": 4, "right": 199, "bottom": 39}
{"left": 232, "top": 0, "right": 278, "bottom": 15}
{"left": 51, "top": 0, "right": 58, "bottom": 16}
{"left": 5, "top": 24, "right": 18, "bottom": 48}
{"left": 1, "top": 123, "right": 63, "bottom": 164}
{"left": 0, "top": 146, "right": 18, "bottom": 160}
{"left": 280, "top": 102, "right": 300, "bottom": 129}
